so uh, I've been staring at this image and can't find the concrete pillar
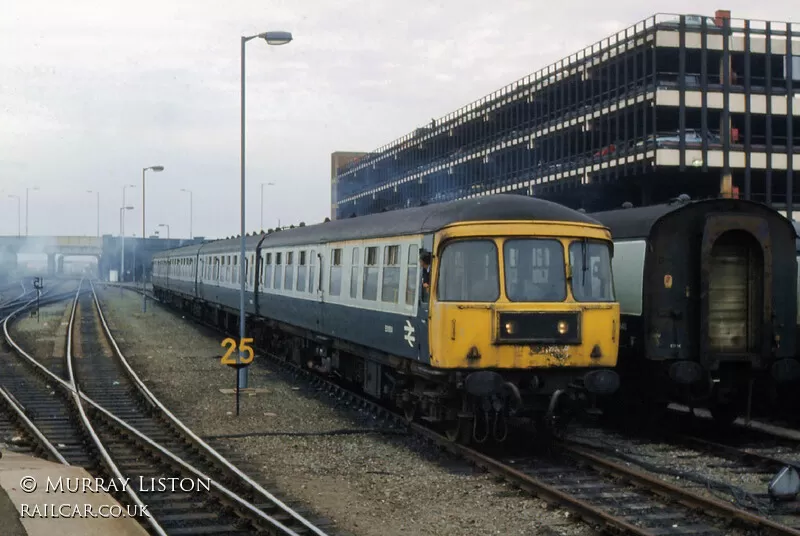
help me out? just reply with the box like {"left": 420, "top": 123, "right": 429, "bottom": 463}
{"left": 47, "top": 253, "right": 55, "bottom": 276}
{"left": 718, "top": 9, "right": 733, "bottom": 199}
{"left": 56, "top": 255, "right": 64, "bottom": 274}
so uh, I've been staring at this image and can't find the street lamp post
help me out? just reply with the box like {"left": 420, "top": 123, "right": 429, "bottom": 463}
{"left": 260, "top": 182, "right": 274, "bottom": 232}
{"left": 132, "top": 234, "right": 137, "bottom": 283}
{"left": 8, "top": 195, "right": 20, "bottom": 237}
{"left": 119, "top": 206, "right": 133, "bottom": 281}
{"left": 158, "top": 223, "right": 170, "bottom": 239}
{"left": 122, "top": 184, "right": 136, "bottom": 282}
{"left": 239, "top": 30, "right": 293, "bottom": 394}
{"left": 87, "top": 190, "right": 100, "bottom": 237}
{"left": 142, "top": 165, "right": 165, "bottom": 312}
{"left": 25, "top": 186, "right": 38, "bottom": 236}
{"left": 180, "top": 189, "right": 193, "bottom": 239}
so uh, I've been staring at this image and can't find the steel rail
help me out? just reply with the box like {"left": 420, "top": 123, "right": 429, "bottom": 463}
{"left": 80, "top": 389, "right": 302, "bottom": 536}
{"left": 118, "top": 280, "right": 800, "bottom": 535}
{"left": 89, "top": 280, "right": 329, "bottom": 536}
{"left": 64, "top": 280, "right": 168, "bottom": 536}
{"left": 265, "top": 341, "right": 800, "bottom": 536}
{"left": 560, "top": 442, "right": 800, "bottom": 535}
{"left": 3, "top": 287, "right": 308, "bottom": 536}
{"left": 677, "top": 433, "right": 800, "bottom": 472}
{"left": 0, "top": 384, "right": 69, "bottom": 464}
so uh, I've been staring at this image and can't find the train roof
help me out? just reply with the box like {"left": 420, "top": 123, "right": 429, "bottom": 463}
{"left": 590, "top": 198, "right": 795, "bottom": 240}
{"left": 154, "top": 194, "right": 602, "bottom": 259}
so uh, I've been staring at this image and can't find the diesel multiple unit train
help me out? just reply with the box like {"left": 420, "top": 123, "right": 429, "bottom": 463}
{"left": 151, "top": 195, "right": 622, "bottom": 443}
{"left": 590, "top": 196, "right": 800, "bottom": 424}
{"left": 151, "top": 193, "right": 800, "bottom": 439}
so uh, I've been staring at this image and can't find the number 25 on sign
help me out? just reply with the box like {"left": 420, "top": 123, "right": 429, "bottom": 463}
{"left": 220, "top": 338, "right": 255, "bottom": 366}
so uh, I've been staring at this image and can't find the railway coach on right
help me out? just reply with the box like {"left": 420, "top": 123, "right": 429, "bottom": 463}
{"left": 590, "top": 195, "right": 799, "bottom": 424}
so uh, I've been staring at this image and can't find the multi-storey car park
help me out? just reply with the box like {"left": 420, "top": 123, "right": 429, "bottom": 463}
{"left": 331, "top": 11, "right": 800, "bottom": 220}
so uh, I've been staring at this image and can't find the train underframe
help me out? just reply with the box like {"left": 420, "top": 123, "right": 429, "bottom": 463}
{"left": 155, "top": 288, "right": 619, "bottom": 444}
{"left": 614, "top": 355, "right": 800, "bottom": 425}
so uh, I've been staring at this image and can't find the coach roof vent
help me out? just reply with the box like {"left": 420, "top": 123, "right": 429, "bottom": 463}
{"left": 622, "top": 201, "right": 634, "bottom": 209}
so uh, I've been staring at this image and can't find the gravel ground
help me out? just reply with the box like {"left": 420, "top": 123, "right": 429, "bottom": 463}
{"left": 565, "top": 424, "right": 782, "bottom": 518}
{"left": 92, "top": 286, "right": 595, "bottom": 536}
{"left": 12, "top": 282, "right": 794, "bottom": 534}
{"left": 9, "top": 298, "right": 74, "bottom": 378}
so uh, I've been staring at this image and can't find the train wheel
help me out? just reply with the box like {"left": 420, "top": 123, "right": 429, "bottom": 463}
{"left": 444, "top": 417, "right": 472, "bottom": 445}
{"left": 403, "top": 403, "right": 416, "bottom": 424}
{"left": 709, "top": 402, "right": 739, "bottom": 427}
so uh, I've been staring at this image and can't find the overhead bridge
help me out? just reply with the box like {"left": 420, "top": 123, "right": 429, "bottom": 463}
{"left": 0, "top": 234, "right": 206, "bottom": 281}
{"left": 0, "top": 236, "right": 103, "bottom": 275}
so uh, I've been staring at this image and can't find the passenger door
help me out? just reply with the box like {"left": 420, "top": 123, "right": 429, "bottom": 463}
{"left": 429, "top": 239, "right": 498, "bottom": 369}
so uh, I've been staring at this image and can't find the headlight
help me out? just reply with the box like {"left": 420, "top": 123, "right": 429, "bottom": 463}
{"left": 504, "top": 321, "right": 516, "bottom": 335}
{"left": 557, "top": 320, "right": 569, "bottom": 335}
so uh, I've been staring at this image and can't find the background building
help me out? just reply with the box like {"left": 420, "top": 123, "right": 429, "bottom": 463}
{"left": 332, "top": 11, "right": 799, "bottom": 220}
{"left": 331, "top": 151, "right": 368, "bottom": 220}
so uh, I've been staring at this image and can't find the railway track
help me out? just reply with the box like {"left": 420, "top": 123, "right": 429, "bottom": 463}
{"left": 0, "top": 280, "right": 88, "bottom": 463}
{"left": 587, "top": 405, "right": 800, "bottom": 491}
{"left": 3, "top": 279, "right": 333, "bottom": 536}
{"left": 107, "top": 284, "right": 800, "bottom": 536}
{"left": 272, "top": 356, "right": 800, "bottom": 536}
{"left": 0, "top": 385, "right": 39, "bottom": 458}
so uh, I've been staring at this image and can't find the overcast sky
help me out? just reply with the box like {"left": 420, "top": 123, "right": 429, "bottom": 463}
{"left": 0, "top": 0, "right": 795, "bottom": 240}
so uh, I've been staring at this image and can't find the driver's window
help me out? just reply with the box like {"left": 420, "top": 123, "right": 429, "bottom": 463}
{"left": 419, "top": 249, "right": 431, "bottom": 304}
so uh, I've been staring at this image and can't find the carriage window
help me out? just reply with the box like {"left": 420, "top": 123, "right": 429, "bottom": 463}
{"left": 297, "top": 251, "right": 307, "bottom": 292}
{"left": 438, "top": 240, "right": 499, "bottom": 302}
{"left": 330, "top": 248, "right": 342, "bottom": 296}
{"left": 569, "top": 240, "right": 615, "bottom": 302}
{"left": 233, "top": 255, "right": 238, "bottom": 285}
{"left": 406, "top": 244, "right": 419, "bottom": 306}
{"left": 381, "top": 245, "right": 400, "bottom": 303}
{"left": 362, "top": 246, "right": 379, "bottom": 301}
{"left": 350, "top": 247, "right": 360, "bottom": 299}
{"left": 284, "top": 251, "right": 294, "bottom": 290}
{"left": 309, "top": 250, "right": 316, "bottom": 293}
{"left": 249, "top": 254, "right": 255, "bottom": 286}
{"left": 504, "top": 239, "right": 566, "bottom": 302}
{"left": 264, "top": 253, "right": 272, "bottom": 287}
{"left": 274, "top": 252, "right": 282, "bottom": 290}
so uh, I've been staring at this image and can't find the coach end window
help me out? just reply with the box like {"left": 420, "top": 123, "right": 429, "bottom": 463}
{"left": 568, "top": 240, "right": 615, "bottom": 302}
{"left": 504, "top": 239, "right": 566, "bottom": 302}
{"left": 437, "top": 240, "right": 499, "bottom": 303}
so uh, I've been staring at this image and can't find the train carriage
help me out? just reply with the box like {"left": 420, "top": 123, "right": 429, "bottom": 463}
{"left": 152, "top": 195, "right": 621, "bottom": 443}
{"left": 590, "top": 196, "right": 799, "bottom": 423}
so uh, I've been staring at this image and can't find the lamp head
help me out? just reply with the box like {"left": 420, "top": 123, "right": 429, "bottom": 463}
{"left": 261, "top": 31, "right": 293, "bottom": 45}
